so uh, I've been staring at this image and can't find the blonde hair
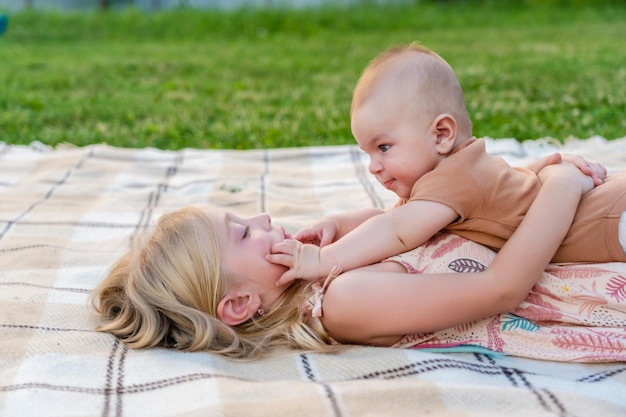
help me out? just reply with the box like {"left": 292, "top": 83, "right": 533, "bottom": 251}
{"left": 91, "top": 206, "right": 335, "bottom": 359}
{"left": 351, "top": 43, "right": 472, "bottom": 138}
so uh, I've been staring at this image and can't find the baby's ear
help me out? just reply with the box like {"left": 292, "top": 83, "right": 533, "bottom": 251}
{"left": 217, "top": 292, "right": 258, "bottom": 326}
{"left": 432, "top": 114, "right": 457, "bottom": 154}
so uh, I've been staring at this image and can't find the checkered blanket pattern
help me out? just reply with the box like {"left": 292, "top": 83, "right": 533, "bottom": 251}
{"left": 1, "top": 137, "right": 626, "bottom": 417}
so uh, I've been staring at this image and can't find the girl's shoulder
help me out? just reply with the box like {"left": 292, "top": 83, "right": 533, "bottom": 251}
{"left": 316, "top": 263, "right": 409, "bottom": 346}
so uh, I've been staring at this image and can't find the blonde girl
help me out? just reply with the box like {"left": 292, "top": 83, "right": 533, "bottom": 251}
{"left": 91, "top": 162, "right": 605, "bottom": 360}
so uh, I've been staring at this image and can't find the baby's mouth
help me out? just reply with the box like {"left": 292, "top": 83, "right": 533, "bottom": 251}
{"left": 382, "top": 179, "right": 395, "bottom": 190}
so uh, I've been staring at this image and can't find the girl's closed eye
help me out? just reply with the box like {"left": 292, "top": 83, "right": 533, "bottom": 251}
{"left": 242, "top": 225, "right": 250, "bottom": 239}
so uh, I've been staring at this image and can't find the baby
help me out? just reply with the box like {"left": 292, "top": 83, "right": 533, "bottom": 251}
{"left": 269, "top": 43, "right": 626, "bottom": 284}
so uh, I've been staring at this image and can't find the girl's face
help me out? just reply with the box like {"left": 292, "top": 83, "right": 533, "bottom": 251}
{"left": 210, "top": 210, "right": 292, "bottom": 308}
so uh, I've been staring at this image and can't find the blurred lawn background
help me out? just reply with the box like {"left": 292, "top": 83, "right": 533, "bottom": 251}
{"left": 0, "top": 0, "right": 625, "bottom": 150}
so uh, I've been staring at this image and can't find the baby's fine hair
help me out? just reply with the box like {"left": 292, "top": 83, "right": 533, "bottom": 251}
{"left": 351, "top": 42, "right": 472, "bottom": 138}
{"left": 91, "top": 205, "right": 335, "bottom": 359}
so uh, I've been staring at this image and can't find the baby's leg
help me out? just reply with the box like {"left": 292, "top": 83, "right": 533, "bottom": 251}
{"left": 619, "top": 211, "right": 626, "bottom": 254}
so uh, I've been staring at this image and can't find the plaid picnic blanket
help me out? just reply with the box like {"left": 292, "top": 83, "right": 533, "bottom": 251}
{"left": 1, "top": 137, "right": 626, "bottom": 417}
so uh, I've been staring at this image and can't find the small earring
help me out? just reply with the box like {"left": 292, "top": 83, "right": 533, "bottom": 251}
{"left": 257, "top": 303, "right": 264, "bottom": 316}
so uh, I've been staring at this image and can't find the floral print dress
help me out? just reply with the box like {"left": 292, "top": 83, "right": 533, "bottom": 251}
{"left": 387, "top": 233, "right": 626, "bottom": 362}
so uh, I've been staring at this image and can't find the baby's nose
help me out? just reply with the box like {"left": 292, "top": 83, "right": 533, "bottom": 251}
{"left": 369, "top": 158, "right": 382, "bottom": 174}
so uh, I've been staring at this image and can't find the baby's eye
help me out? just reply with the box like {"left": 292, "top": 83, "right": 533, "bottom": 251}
{"left": 379, "top": 144, "right": 391, "bottom": 152}
{"left": 242, "top": 225, "right": 250, "bottom": 239}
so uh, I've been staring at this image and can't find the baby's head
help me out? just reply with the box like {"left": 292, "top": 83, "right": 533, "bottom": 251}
{"left": 91, "top": 205, "right": 333, "bottom": 359}
{"left": 351, "top": 43, "right": 472, "bottom": 146}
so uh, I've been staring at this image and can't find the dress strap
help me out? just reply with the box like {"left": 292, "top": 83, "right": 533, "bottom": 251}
{"left": 302, "top": 266, "right": 342, "bottom": 318}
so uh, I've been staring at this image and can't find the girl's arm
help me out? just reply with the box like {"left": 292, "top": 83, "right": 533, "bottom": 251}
{"left": 320, "top": 163, "right": 594, "bottom": 346}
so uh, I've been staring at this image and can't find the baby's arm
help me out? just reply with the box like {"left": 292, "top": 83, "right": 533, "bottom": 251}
{"left": 271, "top": 155, "right": 604, "bottom": 285}
{"left": 294, "top": 207, "right": 384, "bottom": 247}
{"left": 321, "top": 162, "right": 594, "bottom": 345}
{"left": 270, "top": 199, "right": 457, "bottom": 284}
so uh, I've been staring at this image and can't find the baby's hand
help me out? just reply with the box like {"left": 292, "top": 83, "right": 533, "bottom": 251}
{"left": 267, "top": 240, "right": 325, "bottom": 286}
{"left": 294, "top": 218, "right": 337, "bottom": 247}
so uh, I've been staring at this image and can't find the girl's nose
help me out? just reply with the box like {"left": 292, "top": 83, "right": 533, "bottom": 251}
{"left": 253, "top": 213, "right": 272, "bottom": 229}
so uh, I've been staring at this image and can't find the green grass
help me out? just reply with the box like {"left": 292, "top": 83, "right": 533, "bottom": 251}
{"left": 0, "top": 2, "right": 625, "bottom": 149}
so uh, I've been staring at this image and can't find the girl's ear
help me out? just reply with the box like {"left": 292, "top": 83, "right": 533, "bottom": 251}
{"left": 431, "top": 114, "right": 457, "bottom": 155}
{"left": 217, "top": 291, "right": 258, "bottom": 326}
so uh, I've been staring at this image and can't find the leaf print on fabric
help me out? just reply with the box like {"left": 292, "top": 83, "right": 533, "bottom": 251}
{"left": 552, "top": 329, "right": 625, "bottom": 354}
{"left": 487, "top": 316, "right": 505, "bottom": 352}
{"left": 570, "top": 282, "right": 608, "bottom": 318}
{"left": 501, "top": 313, "right": 540, "bottom": 332}
{"left": 513, "top": 304, "right": 564, "bottom": 322}
{"left": 529, "top": 283, "right": 560, "bottom": 298}
{"left": 431, "top": 236, "right": 467, "bottom": 259}
{"left": 394, "top": 260, "right": 426, "bottom": 275}
{"left": 448, "top": 258, "right": 487, "bottom": 273}
{"left": 521, "top": 292, "right": 554, "bottom": 307}
{"left": 606, "top": 274, "right": 626, "bottom": 302}
{"left": 423, "top": 232, "right": 453, "bottom": 248}
{"left": 545, "top": 265, "right": 610, "bottom": 280}
{"left": 453, "top": 321, "right": 478, "bottom": 333}
{"left": 516, "top": 291, "right": 566, "bottom": 321}
{"left": 394, "top": 332, "right": 436, "bottom": 347}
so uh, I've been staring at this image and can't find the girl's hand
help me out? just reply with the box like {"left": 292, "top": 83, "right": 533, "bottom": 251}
{"left": 538, "top": 162, "right": 595, "bottom": 196}
{"left": 294, "top": 218, "right": 338, "bottom": 247}
{"left": 528, "top": 152, "right": 607, "bottom": 186}
{"left": 267, "top": 240, "right": 325, "bottom": 285}
{"left": 560, "top": 153, "right": 607, "bottom": 186}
